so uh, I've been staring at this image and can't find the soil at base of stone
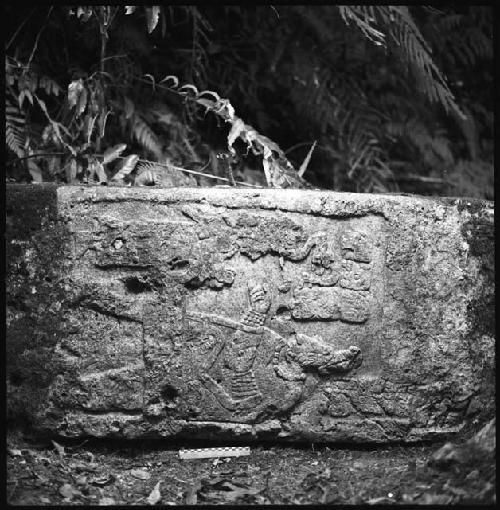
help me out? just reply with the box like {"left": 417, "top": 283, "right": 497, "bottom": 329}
{"left": 6, "top": 431, "right": 495, "bottom": 506}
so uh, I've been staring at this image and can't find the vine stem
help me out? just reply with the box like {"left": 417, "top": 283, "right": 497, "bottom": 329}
{"left": 285, "top": 142, "right": 316, "bottom": 155}
{"left": 9, "top": 153, "right": 264, "bottom": 188}
{"left": 6, "top": 6, "right": 38, "bottom": 50}
{"left": 95, "top": 6, "right": 111, "bottom": 154}
{"left": 9, "top": 152, "right": 65, "bottom": 162}
{"left": 26, "top": 6, "right": 54, "bottom": 71}
{"left": 129, "top": 157, "right": 263, "bottom": 188}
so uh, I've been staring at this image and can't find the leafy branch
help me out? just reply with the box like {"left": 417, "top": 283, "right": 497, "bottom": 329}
{"left": 138, "top": 73, "right": 310, "bottom": 187}
{"left": 339, "top": 6, "right": 466, "bottom": 119}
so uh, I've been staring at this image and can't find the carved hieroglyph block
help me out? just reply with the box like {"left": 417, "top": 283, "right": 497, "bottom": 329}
{"left": 6, "top": 186, "right": 494, "bottom": 443}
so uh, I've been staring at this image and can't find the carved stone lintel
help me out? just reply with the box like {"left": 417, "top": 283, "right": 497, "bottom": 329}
{"left": 8, "top": 186, "right": 492, "bottom": 443}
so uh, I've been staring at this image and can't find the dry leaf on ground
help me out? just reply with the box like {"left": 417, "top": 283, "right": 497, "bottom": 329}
{"left": 131, "top": 468, "right": 151, "bottom": 480}
{"left": 147, "top": 481, "right": 162, "bottom": 505}
{"left": 98, "top": 496, "right": 116, "bottom": 505}
{"left": 90, "top": 474, "right": 115, "bottom": 486}
{"left": 51, "top": 440, "right": 65, "bottom": 457}
{"left": 59, "top": 483, "right": 80, "bottom": 500}
{"left": 185, "top": 481, "right": 201, "bottom": 504}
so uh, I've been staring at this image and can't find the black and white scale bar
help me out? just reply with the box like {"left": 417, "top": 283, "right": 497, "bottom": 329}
{"left": 178, "top": 447, "right": 251, "bottom": 460}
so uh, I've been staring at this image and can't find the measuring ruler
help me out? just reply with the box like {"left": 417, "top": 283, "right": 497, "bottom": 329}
{"left": 178, "top": 447, "right": 251, "bottom": 460}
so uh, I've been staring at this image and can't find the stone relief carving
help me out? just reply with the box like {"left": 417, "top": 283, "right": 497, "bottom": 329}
{"left": 290, "top": 287, "right": 370, "bottom": 322}
{"left": 275, "top": 228, "right": 373, "bottom": 291}
{"left": 300, "top": 233, "right": 340, "bottom": 286}
{"left": 272, "top": 228, "right": 375, "bottom": 322}
{"left": 339, "top": 259, "right": 371, "bottom": 290}
{"left": 187, "top": 280, "right": 362, "bottom": 421}
{"left": 341, "top": 230, "right": 372, "bottom": 263}
{"left": 135, "top": 219, "right": 378, "bottom": 424}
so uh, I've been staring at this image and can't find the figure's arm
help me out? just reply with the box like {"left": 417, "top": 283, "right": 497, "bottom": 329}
{"left": 188, "top": 311, "right": 242, "bottom": 331}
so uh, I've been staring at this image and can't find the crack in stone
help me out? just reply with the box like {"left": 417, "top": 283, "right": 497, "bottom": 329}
{"left": 82, "top": 302, "right": 143, "bottom": 324}
{"left": 79, "top": 363, "right": 144, "bottom": 382}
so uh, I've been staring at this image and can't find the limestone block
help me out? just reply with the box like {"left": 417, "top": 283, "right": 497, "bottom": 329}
{"left": 6, "top": 185, "right": 495, "bottom": 443}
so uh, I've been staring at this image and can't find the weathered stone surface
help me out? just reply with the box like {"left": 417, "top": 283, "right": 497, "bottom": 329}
{"left": 6, "top": 185, "right": 495, "bottom": 443}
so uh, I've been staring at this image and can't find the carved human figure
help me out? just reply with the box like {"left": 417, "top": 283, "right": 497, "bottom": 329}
{"left": 196, "top": 279, "right": 362, "bottom": 419}
{"left": 199, "top": 330, "right": 262, "bottom": 412}
{"left": 198, "top": 280, "right": 270, "bottom": 413}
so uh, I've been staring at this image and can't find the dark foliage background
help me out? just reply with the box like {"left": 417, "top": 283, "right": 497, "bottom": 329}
{"left": 5, "top": 5, "right": 494, "bottom": 197}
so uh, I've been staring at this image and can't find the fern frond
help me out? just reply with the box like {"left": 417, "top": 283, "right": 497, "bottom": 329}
{"left": 423, "top": 8, "right": 492, "bottom": 73}
{"left": 130, "top": 114, "right": 163, "bottom": 159}
{"left": 338, "top": 6, "right": 386, "bottom": 46}
{"left": 436, "top": 13, "right": 464, "bottom": 31}
{"left": 149, "top": 102, "right": 203, "bottom": 163}
{"left": 135, "top": 161, "right": 164, "bottom": 185}
{"left": 451, "top": 28, "right": 492, "bottom": 67}
{"left": 288, "top": 52, "right": 394, "bottom": 192}
{"left": 383, "top": 6, "right": 464, "bottom": 119}
{"left": 111, "top": 154, "right": 139, "bottom": 182}
{"left": 185, "top": 6, "right": 212, "bottom": 92}
{"left": 134, "top": 160, "right": 197, "bottom": 187}
{"left": 386, "top": 118, "right": 454, "bottom": 167}
{"left": 6, "top": 98, "right": 26, "bottom": 158}
{"left": 338, "top": 5, "right": 465, "bottom": 119}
